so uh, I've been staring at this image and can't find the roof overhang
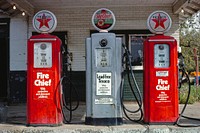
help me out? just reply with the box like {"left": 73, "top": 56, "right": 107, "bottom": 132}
{"left": 0, "top": 0, "right": 34, "bottom": 17}
{"left": 0, "top": 0, "right": 199, "bottom": 22}
{"left": 173, "top": 0, "right": 200, "bottom": 22}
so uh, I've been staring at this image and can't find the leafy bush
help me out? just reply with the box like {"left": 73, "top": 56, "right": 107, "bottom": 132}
{"left": 179, "top": 84, "right": 200, "bottom": 104}
{"left": 180, "top": 29, "right": 200, "bottom": 72}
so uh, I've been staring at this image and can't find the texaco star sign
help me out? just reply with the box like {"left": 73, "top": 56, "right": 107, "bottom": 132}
{"left": 33, "top": 10, "right": 57, "bottom": 33}
{"left": 147, "top": 11, "right": 172, "bottom": 34}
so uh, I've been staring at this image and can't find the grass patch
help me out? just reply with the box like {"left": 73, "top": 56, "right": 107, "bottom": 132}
{"left": 179, "top": 84, "right": 200, "bottom": 104}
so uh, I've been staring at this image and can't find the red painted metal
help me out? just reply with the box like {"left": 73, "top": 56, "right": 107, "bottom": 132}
{"left": 27, "top": 34, "right": 62, "bottom": 126}
{"left": 143, "top": 34, "right": 179, "bottom": 124}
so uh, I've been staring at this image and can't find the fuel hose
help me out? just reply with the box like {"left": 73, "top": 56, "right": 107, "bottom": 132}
{"left": 58, "top": 45, "right": 79, "bottom": 124}
{"left": 176, "top": 65, "right": 200, "bottom": 127}
{"left": 120, "top": 43, "right": 143, "bottom": 122}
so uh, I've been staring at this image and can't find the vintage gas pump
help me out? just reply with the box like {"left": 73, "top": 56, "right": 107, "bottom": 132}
{"left": 85, "top": 8, "right": 123, "bottom": 125}
{"left": 27, "top": 10, "right": 62, "bottom": 126}
{"left": 143, "top": 11, "right": 179, "bottom": 124}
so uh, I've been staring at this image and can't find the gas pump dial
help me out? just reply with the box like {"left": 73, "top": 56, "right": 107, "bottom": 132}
{"left": 154, "top": 44, "right": 170, "bottom": 68}
{"left": 34, "top": 42, "right": 52, "bottom": 68}
{"left": 96, "top": 48, "right": 111, "bottom": 67}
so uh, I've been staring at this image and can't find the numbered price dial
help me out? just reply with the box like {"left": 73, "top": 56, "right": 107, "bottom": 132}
{"left": 34, "top": 42, "right": 52, "bottom": 68}
{"left": 96, "top": 48, "right": 111, "bottom": 67}
{"left": 154, "top": 44, "right": 169, "bottom": 68}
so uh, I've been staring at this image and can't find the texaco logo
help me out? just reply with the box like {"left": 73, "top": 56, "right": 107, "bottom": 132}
{"left": 33, "top": 10, "right": 57, "bottom": 33}
{"left": 92, "top": 8, "right": 116, "bottom": 32}
{"left": 147, "top": 11, "right": 172, "bottom": 34}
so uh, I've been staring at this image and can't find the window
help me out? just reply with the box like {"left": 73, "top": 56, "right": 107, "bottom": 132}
{"left": 91, "top": 30, "right": 152, "bottom": 70}
{"left": 129, "top": 34, "right": 152, "bottom": 70}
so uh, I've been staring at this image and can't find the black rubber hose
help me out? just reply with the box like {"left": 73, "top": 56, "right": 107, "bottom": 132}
{"left": 120, "top": 43, "right": 143, "bottom": 122}
{"left": 60, "top": 45, "right": 80, "bottom": 123}
{"left": 176, "top": 68, "right": 200, "bottom": 127}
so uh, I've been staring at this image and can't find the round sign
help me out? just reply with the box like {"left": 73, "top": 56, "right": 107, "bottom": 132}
{"left": 32, "top": 10, "right": 57, "bottom": 33}
{"left": 92, "top": 8, "right": 116, "bottom": 32}
{"left": 147, "top": 11, "right": 172, "bottom": 34}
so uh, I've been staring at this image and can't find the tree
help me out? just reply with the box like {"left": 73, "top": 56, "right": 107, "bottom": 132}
{"left": 180, "top": 11, "right": 200, "bottom": 73}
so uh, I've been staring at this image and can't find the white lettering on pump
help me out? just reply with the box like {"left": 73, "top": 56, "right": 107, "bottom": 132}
{"left": 156, "top": 79, "right": 170, "bottom": 90}
{"left": 36, "top": 72, "right": 49, "bottom": 79}
{"left": 34, "top": 72, "right": 51, "bottom": 86}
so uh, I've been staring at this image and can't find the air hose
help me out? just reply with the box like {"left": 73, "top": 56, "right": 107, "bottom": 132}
{"left": 120, "top": 43, "right": 143, "bottom": 122}
{"left": 176, "top": 54, "right": 200, "bottom": 127}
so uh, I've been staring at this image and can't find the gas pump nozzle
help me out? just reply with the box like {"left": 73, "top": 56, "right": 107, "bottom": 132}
{"left": 178, "top": 47, "right": 186, "bottom": 88}
{"left": 178, "top": 47, "right": 185, "bottom": 69}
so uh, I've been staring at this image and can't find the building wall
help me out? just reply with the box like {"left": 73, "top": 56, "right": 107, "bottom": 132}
{"left": 30, "top": 5, "right": 180, "bottom": 102}
{"left": 4, "top": 5, "right": 180, "bottom": 72}
{"left": 9, "top": 15, "right": 28, "bottom": 103}
{"left": 1, "top": 5, "right": 180, "bottom": 102}
{"left": 30, "top": 5, "right": 179, "bottom": 71}
{"left": 10, "top": 16, "right": 27, "bottom": 71}
{"left": 0, "top": 14, "right": 28, "bottom": 102}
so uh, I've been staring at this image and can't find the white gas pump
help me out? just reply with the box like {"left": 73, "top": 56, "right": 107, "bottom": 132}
{"left": 85, "top": 8, "right": 123, "bottom": 125}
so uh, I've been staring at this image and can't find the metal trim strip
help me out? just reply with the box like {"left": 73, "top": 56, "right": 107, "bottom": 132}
{"left": 148, "top": 39, "right": 175, "bottom": 42}
{"left": 30, "top": 38, "right": 56, "bottom": 41}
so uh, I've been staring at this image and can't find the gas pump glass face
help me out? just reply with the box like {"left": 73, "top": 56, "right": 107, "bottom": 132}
{"left": 34, "top": 42, "right": 52, "bottom": 68}
{"left": 154, "top": 44, "right": 169, "bottom": 68}
{"left": 96, "top": 48, "right": 111, "bottom": 67}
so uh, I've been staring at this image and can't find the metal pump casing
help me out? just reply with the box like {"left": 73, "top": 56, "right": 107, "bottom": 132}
{"left": 85, "top": 32, "right": 123, "bottom": 125}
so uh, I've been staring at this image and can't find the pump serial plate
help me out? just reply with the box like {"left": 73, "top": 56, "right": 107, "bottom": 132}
{"left": 95, "top": 98, "right": 113, "bottom": 104}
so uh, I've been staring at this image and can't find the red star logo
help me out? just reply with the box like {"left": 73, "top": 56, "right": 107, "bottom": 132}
{"left": 152, "top": 13, "right": 167, "bottom": 29}
{"left": 36, "top": 13, "right": 51, "bottom": 29}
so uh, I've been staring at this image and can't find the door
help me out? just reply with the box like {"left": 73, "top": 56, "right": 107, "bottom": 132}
{"left": 0, "top": 18, "right": 10, "bottom": 101}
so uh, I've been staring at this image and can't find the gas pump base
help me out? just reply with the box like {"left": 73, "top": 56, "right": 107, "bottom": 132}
{"left": 85, "top": 117, "right": 123, "bottom": 126}
{"left": 27, "top": 123, "right": 62, "bottom": 127}
{"left": 143, "top": 122, "right": 176, "bottom": 125}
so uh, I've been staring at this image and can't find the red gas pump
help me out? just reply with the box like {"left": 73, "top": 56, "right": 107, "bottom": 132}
{"left": 27, "top": 10, "right": 62, "bottom": 126}
{"left": 143, "top": 11, "right": 179, "bottom": 124}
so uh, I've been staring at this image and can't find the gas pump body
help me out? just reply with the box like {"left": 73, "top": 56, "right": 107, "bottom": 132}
{"left": 27, "top": 34, "right": 62, "bottom": 126}
{"left": 85, "top": 32, "right": 123, "bottom": 125}
{"left": 143, "top": 34, "right": 179, "bottom": 124}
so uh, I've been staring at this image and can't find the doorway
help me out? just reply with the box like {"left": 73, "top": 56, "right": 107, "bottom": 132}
{"left": 0, "top": 18, "right": 10, "bottom": 101}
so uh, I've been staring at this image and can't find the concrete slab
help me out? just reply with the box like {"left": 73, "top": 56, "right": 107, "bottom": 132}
{"left": 0, "top": 102, "right": 200, "bottom": 133}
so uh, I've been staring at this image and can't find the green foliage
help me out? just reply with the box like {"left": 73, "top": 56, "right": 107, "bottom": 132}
{"left": 180, "top": 28, "right": 200, "bottom": 72}
{"left": 179, "top": 84, "right": 200, "bottom": 104}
